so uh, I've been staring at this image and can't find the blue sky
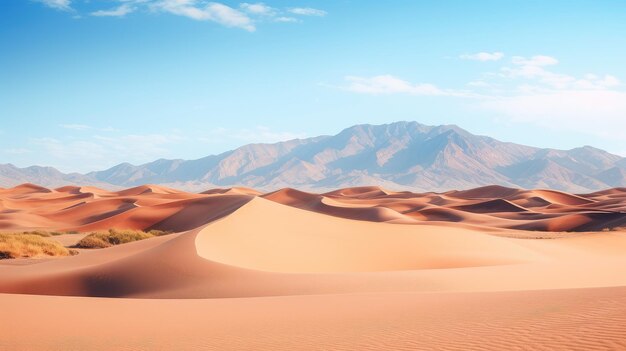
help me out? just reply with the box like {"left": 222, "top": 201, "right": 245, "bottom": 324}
{"left": 1, "top": 0, "right": 626, "bottom": 172}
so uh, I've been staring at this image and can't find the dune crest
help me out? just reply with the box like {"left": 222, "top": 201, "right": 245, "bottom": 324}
{"left": 0, "top": 183, "right": 624, "bottom": 233}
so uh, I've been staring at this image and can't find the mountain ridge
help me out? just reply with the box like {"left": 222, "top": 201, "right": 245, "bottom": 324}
{"left": 1, "top": 121, "right": 624, "bottom": 192}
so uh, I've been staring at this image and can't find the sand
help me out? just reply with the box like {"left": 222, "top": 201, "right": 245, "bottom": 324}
{"left": 1, "top": 183, "right": 626, "bottom": 350}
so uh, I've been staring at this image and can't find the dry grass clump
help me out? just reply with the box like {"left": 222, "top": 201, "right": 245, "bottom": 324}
{"left": 19, "top": 230, "right": 79, "bottom": 237}
{"left": 21, "top": 230, "right": 52, "bottom": 237}
{"left": 76, "top": 229, "right": 173, "bottom": 249}
{"left": 0, "top": 233, "right": 71, "bottom": 259}
{"left": 146, "top": 229, "right": 173, "bottom": 236}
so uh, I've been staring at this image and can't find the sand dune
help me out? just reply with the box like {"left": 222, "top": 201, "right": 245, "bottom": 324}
{"left": 2, "top": 182, "right": 622, "bottom": 233}
{"left": 1, "top": 183, "right": 626, "bottom": 350}
{"left": 2, "top": 192, "right": 626, "bottom": 299}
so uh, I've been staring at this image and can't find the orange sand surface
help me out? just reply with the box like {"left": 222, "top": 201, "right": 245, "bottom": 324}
{"left": 1, "top": 183, "right": 625, "bottom": 350}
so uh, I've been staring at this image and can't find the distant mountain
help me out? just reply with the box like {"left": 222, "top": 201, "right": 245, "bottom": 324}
{"left": 2, "top": 122, "right": 625, "bottom": 192}
{"left": 0, "top": 164, "right": 113, "bottom": 189}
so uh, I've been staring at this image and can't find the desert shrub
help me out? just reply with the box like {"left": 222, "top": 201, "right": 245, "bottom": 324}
{"left": 75, "top": 234, "right": 112, "bottom": 249}
{"left": 18, "top": 230, "right": 82, "bottom": 237}
{"left": 147, "top": 229, "right": 173, "bottom": 236}
{"left": 0, "top": 233, "right": 71, "bottom": 259}
{"left": 21, "top": 230, "right": 52, "bottom": 237}
{"left": 76, "top": 229, "right": 158, "bottom": 249}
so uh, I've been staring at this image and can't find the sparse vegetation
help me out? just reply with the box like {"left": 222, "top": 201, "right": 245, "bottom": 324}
{"left": 21, "top": 230, "right": 52, "bottom": 237}
{"left": 0, "top": 233, "right": 72, "bottom": 259}
{"left": 147, "top": 229, "right": 174, "bottom": 236}
{"left": 0, "top": 228, "right": 174, "bottom": 258}
{"left": 76, "top": 229, "right": 173, "bottom": 249}
{"left": 18, "top": 230, "right": 78, "bottom": 237}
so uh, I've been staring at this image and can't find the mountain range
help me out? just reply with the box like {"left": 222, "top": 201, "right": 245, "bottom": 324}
{"left": 2, "top": 121, "right": 625, "bottom": 192}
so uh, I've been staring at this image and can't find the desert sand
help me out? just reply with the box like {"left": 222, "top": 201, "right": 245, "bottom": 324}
{"left": 1, "top": 183, "right": 626, "bottom": 350}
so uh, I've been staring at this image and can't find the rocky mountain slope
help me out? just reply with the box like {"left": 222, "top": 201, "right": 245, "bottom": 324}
{"left": 2, "top": 122, "right": 624, "bottom": 192}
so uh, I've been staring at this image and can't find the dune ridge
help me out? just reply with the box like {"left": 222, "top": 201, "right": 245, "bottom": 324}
{"left": 1, "top": 183, "right": 624, "bottom": 233}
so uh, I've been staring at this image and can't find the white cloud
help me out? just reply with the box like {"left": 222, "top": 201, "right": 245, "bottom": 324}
{"left": 3, "top": 148, "right": 32, "bottom": 155}
{"left": 39, "top": 0, "right": 72, "bottom": 11}
{"left": 338, "top": 54, "right": 625, "bottom": 142}
{"left": 288, "top": 7, "right": 327, "bottom": 16}
{"left": 30, "top": 132, "right": 183, "bottom": 172}
{"left": 460, "top": 52, "right": 504, "bottom": 62}
{"left": 239, "top": 3, "right": 304, "bottom": 23}
{"left": 511, "top": 55, "right": 559, "bottom": 66}
{"left": 154, "top": 0, "right": 255, "bottom": 31}
{"left": 467, "top": 80, "right": 491, "bottom": 88}
{"left": 502, "top": 55, "right": 621, "bottom": 90}
{"left": 91, "top": 4, "right": 135, "bottom": 17}
{"left": 207, "top": 2, "right": 255, "bottom": 31}
{"left": 480, "top": 90, "right": 626, "bottom": 140}
{"left": 275, "top": 16, "right": 298, "bottom": 22}
{"left": 240, "top": 2, "right": 274, "bottom": 15}
{"left": 60, "top": 124, "right": 91, "bottom": 130}
{"left": 343, "top": 75, "right": 472, "bottom": 97}
{"left": 38, "top": 1, "right": 313, "bottom": 30}
{"left": 476, "top": 55, "right": 626, "bottom": 140}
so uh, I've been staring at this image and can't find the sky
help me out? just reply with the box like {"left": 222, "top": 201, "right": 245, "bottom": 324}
{"left": 1, "top": 0, "right": 626, "bottom": 173}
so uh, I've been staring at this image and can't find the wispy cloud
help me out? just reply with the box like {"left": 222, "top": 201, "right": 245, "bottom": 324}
{"left": 342, "top": 75, "right": 473, "bottom": 97}
{"left": 28, "top": 126, "right": 304, "bottom": 172}
{"left": 460, "top": 52, "right": 504, "bottom": 62}
{"left": 501, "top": 55, "right": 620, "bottom": 90}
{"left": 154, "top": 0, "right": 256, "bottom": 31}
{"left": 91, "top": 3, "right": 135, "bottom": 17}
{"left": 38, "top": 0, "right": 72, "bottom": 11}
{"left": 483, "top": 55, "right": 625, "bottom": 140}
{"left": 239, "top": 2, "right": 298, "bottom": 22}
{"left": 480, "top": 90, "right": 626, "bottom": 140}
{"left": 339, "top": 54, "right": 626, "bottom": 141}
{"left": 288, "top": 7, "right": 327, "bottom": 16}
{"left": 240, "top": 2, "right": 274, "bottom": 15}
{"left": 30, "top": 132, "right": 183, "bottom": 172}
{"left": 59, "top": 124, "right": 120, "bottom": 132}
{"left": 275, "top": 16, "right": 297, "bottom": 22}
{"left": 3, "top": 148, "right": 32, "bottom": 155}
{"left": 511, "top": 55, "right": 558, "bottom": 66}
{"left": 60, "top": 124, "right": 91, "bottom": 130}
{"left": 35, "top": 1, "right": 326, "bottom": 30}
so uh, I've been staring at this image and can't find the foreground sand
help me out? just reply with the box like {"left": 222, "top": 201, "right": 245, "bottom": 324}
{"left": 1, "top": 184, "right": 625, "bottom": 349}
{"left": 3, "top": 287, "right": 626, "bottom": 351}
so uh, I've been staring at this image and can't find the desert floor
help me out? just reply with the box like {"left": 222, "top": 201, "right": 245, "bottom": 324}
{"left": 1, "top": 184, "right": 625, "bottom": 350}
